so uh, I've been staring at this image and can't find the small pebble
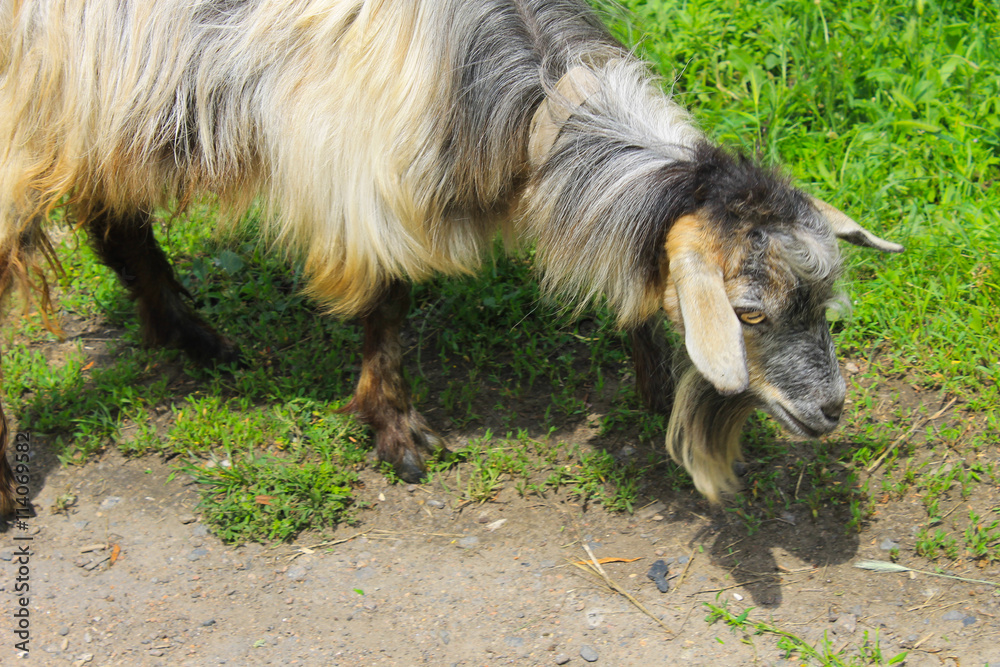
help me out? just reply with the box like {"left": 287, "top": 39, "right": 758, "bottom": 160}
{"left": 59, "top": 627, "right": 70, "bottom": 636}
{"left": 201, "top": 619, "right": 216, "bottom": 627}
{"left": 286, "top": 566, "right": 308, "bottom": 581}
{"left": 554, "top": 655, "right": 570, "bottom": 665}
{"left": 879, "top": 538, "right": 899, "bottom": 551}
{"left": 638, "top": 501, "right": 666, "bottom": 520}
{"left": 426, "top": 499, "right": 445, "bottom": 509}
{"left": 187, "top": 547, "right": 209, "bottom": 562}
{"left": 99, "top": 496, "right": 123, "bottom": 510}
{"left": 646, "top": 560, "right": 670, "bottom": 593}
{"left": 580, "top": 645, "right": 599, "bottom": 662}
{"left": 834, "top": 613, "right": 857, "bottom": 635}
{"left": 485, "top": 519, "right": 507, "bottom": 532}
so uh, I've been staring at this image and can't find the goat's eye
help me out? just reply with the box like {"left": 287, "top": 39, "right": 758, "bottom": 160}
{"left": 737, "top": 310, "right": 767, "bottom": 325}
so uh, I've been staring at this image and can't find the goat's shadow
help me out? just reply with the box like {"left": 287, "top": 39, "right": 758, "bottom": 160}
{"left": 664, "top": 442, "right": 867, "bottom": 608}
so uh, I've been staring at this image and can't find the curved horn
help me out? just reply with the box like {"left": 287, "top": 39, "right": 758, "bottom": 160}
{"left": 665, "top": 214, "right": 748, "bottom": 395}
{"left": 810, "top": 197, "right": 904, "bottom": 253}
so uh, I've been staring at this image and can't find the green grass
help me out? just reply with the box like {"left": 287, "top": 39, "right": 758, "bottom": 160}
{"left": 2, "top": 0, "right": 998, "bottom": 552}
{"left": 705, "top": 601, "right": 907, "bottom": 666}
{"left": 610, "top": 0, "right": 999, "bottom": 402}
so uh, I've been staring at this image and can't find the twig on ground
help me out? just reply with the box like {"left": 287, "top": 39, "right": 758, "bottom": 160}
{"left": 674, "top": 552, "right": 696, "bottom": 591}
{"left": 854, "top": 559, "right": 999, "bottom": 588}
{"left": 868, "top": 397, "right": 957, "bottom": 473}
{"left": 569, "top": 543, "right": 675, "bottom": 636}
{"left": 688, "top": 577, "right": 778, "bottom": 596}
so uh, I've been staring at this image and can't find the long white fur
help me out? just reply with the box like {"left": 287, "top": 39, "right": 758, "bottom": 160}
{"left": 2, "top": 0, "right": 497, "bottom": 314}
{"left": 0, "top": 0, "right": 898, "bottom": 508}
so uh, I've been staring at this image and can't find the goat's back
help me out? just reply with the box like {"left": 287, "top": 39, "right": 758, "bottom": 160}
{"left": 0, "top": 0, "right": 619, "bottom": 313}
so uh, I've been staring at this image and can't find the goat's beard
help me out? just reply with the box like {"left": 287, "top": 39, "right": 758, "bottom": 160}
{"left": 665, "top": 359, "right": 758, "bottom": 503}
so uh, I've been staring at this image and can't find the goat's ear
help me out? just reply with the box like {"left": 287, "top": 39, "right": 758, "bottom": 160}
{"left": 810, "top": 197, "right": 904, "bottom": 253}
{"left": 665, "top": 214, "right": 749, "bottom": 396}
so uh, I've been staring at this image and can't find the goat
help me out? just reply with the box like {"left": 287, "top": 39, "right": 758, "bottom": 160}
{"left": 0, "top": 0, "right": 902, "bottom": 514}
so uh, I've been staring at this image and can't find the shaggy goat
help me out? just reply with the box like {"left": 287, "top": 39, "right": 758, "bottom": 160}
{"left": 0, "top": 0, "right": 902, "bottom": 513}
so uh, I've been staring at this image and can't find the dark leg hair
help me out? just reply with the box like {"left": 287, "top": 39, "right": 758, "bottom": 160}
{"left": 629, "top": 319, "right": 674, "bottom": 415}
{"left": 0, "top": 229, "right": 40, "bottom": 516}
{"left": 343, "top": 279, "right": 444, "bottom": 483}
{"left": 0, "top": 401, "right": 12, "bottom": 516}
{"left": 85, "top": 208, "right": 239, "bottom": 366}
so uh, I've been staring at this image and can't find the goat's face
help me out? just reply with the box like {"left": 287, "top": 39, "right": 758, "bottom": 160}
{"left": 661, "top": 200, "right": 901, "bottom": 502}
{"left": 663, "top": 200, "right": 902, "bottom": 437}
{"left": 732, "top": 225, "right": 846, "bottom": 437}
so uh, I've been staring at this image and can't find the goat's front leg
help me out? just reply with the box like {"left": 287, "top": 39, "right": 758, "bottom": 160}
{"left": 85, "top": 208, "right": 240, "bottom": 366}
{"left": 346, "top": 280, "right": 445, "bottom": 483}
{"left": 629, "top": 319, "right": 674, "bottom": 415}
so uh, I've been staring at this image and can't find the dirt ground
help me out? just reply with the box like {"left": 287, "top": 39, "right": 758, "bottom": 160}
{"left": 3, "top": 423, "right": 1000, "bottom": 667}
{"left": 1, "top": 268, "right": 998, "bottom": 667}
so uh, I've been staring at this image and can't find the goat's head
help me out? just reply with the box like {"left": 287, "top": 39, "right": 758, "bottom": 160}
{"left": 661, "top": 173, "right": 902, "bottom": 503}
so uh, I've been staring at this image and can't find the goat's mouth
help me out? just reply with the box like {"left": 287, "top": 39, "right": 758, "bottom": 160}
{"left": 765, "top": 402, "right": 827, "bottom": 439}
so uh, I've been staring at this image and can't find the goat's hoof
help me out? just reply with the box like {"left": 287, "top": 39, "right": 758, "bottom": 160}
{"left": 211, "top": 340, "right": 246, "bottom": 370}
{"left": 184, "top": 332, "right": 244, "bottom": 369}
{"left": 395, "top": 450, "right": 428, "bottom": 484}
{"left": 386, "top": 432, "right": 451, "bottom": 485}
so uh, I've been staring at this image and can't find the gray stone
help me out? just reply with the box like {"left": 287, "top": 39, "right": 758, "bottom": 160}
{"left": 555, "top": 655, "right": 570, "bottom": 666}
{"left": 637, "top": 501, "right": 667, "bottom": 520}
{"left": 187, "top": 547, "right": 209, "bottom": 562}
{"left": 286, "top": 566, "right": 308, "bottom": 581}
{"left": 834, "top": 614, "right": 857, "bottom": 635}
{"left": 646, "top": 559, "right": 670, "bottom": 593}
{"left": 580, "top": 645, "right": 599, "bottom": 662}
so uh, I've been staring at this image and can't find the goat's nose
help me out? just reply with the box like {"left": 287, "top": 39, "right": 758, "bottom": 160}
{"left": 821, "top": 401, "right": 843, "bottom": 423}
